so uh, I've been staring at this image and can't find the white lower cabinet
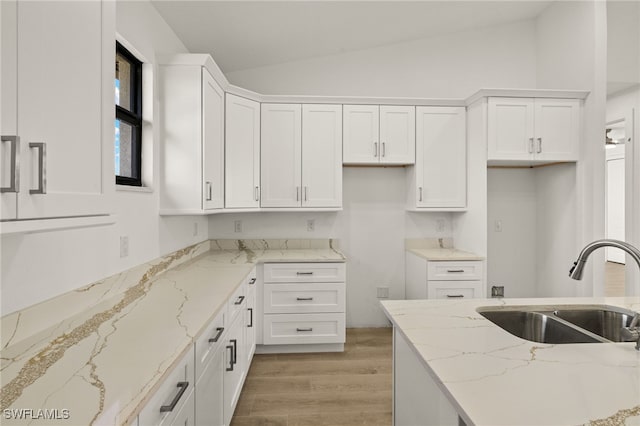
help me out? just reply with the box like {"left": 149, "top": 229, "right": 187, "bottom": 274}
{"left": 260, "top": 263, "right": 346, "bottom": 351}
{"left": 223, "top": 310, "right": 246, "bottom": 426}
{"left": 405, "top": 252, "right": 484, "bottom": 300}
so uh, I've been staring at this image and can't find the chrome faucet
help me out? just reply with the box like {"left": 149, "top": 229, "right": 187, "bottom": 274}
{"left": 569, "top": 239, "right": 640, "bottom": 350}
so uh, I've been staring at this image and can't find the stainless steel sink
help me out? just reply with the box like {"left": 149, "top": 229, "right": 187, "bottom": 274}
{"left": 477, "top": 305, "right": 637, "bottom": 344}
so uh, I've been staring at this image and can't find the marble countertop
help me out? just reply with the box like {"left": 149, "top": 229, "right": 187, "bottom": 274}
{"left": 407, "top": 248, "right": 485, "bottom": 261}
{"left": 381, "top": 297, "right": 640, "bottom": 426}
{"left": 0, "top": 241, "right": 345, "bottom": 425}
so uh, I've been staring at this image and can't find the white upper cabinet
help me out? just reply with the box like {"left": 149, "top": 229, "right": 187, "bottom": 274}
{"left": 343, "top": 105, "right": 415, "bottom": 165}
{"left": 260, "top": 104, "right": 302, "bottom": 208}
{"left": 409, "top": 106, "right": 466, "bottom": 209}
{"left": 261, "top": 104, "right": 342, "bottom": 209}
{"left": 225, "top": 94, "right": 260, "bottom": 209}
{"left": 159, "top": 65, "right": 224, "bottom": 214}
{"left": 302, "top": 104, "right": 343, "bottom": 208}
{"left": 488, "top": 97, "right": 580, "bottom": 164}
{"left": 1, "top": 0, "right": 112, "bottom": 222}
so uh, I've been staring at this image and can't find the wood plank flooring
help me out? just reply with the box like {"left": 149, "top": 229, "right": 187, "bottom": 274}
{"left": 231, "top": 328, "right": 393, "bottom": 426}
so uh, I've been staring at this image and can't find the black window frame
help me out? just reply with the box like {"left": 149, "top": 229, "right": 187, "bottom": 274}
{"left": 115, "top": 41, "right": 143, "bottom": 187}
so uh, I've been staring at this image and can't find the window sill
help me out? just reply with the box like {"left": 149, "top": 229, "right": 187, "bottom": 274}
{"left": 116, "top": 184, "right": 153, "bottom": 193}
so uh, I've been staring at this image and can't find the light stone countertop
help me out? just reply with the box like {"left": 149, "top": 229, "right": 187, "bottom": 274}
{"left": 381, "top": 297, "right": 640, "bottom": 426}
{"left": 0, "top": 241, "right": 345, "bottom": 425}
{"left": 407, "top": 248, "right": 485, "bottom": 261}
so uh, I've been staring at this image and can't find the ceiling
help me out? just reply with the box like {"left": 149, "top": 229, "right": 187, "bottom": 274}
{"left": 151, "top": 1, "right": 552, "bottom": 73}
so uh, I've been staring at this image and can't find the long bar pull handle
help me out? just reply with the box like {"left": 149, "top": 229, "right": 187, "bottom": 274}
{"left": 248, "top": 308, "right": 253, "bottom": 328}
{"left": 254, "top": 186, "right": 260, "bottom": 202}
{"left": 528, "top": 137, "right": 534, "bottom": 154}
{"left": 225, "top": 345, "right": 234, "bottom": 371}
{"left": 29, "top": 142, "right": 46, "bottom": 194}
{"left": 230, "top": 339, "right": 237, "bottom": 364}
{"left": 296, "top": 297, "right": 314, "bottom": 301}
{"left": 234, "top": 295, "right": 245, "bottom": 305}
{"left": 159, "top": 382, "right": 189, "bottom": 413}
{"left": 447, "top": 269, "right": 465, "bottom": 273}
{"left": 205, "top": 181, "right": 212, "bottom": 201}
{"left": 1, "top": 136, "right": 19, "bottom": 193}
{"left": 296, "top": 327, "right": 313, "bottom": 332}
{"left": 418, "top": 187, "right": 423, "bottom": 202}
{"left": 382, "top": 142, "right": 386, "bottom": 157}
{"left": 296, "top": 272, "right": 313, "bottom": 276}
{"left": 208, "top": 327, "right": 224, "bottom": 343}
{"left": 373, "top": 142, "right": 378, "bottom": 157}
{"left": 537, "top": 137, "right": 542, "bottom": 153}
{"left": 446, "top": 294, "right": 465, "bottom": 299}
{"left": 304, "top": 186, "right": 308, "bottom": 202}
{"left": 249, "top": 277, "right": 256, "bottom": 285}
{"left": 296, "top": 186, "right": 300, "bottom": 201}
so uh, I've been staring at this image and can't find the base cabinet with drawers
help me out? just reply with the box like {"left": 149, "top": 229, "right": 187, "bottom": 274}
{"left": 260, "top": 263, "right": 346, "bottom": 351}
{"left": 405, "top": 252, "right": 484, "bottom": 300}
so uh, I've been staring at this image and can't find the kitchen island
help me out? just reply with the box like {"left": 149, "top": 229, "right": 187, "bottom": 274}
{"left": 381, "top": 297, "right": 640, "bottom": 425}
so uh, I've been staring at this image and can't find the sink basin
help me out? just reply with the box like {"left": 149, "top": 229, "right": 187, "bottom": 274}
{"left": 477, "top": 305, "right": 637, "bottom": 344}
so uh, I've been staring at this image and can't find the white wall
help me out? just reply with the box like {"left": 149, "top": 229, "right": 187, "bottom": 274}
{"left": 535, "top": 0, "right": 607, "bottom": 297}
{"left": 226, "top": 20, "right": 537, "bottom": 98}
{"left": 607, "top": 0, "right": 640, "bottom": 95}
{"left": 0, "top": 1, "right": 209, "bottom": 316}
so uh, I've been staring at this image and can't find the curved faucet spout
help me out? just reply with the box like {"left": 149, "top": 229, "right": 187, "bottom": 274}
{"left": 569, "top": 239, "right": 640, "bottom": 280}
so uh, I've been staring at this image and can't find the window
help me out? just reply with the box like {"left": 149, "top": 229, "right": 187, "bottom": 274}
{"left": 115, "top": 41, "right": 143, "bottom": 186}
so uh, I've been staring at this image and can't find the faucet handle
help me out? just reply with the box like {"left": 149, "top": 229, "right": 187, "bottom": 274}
{"left": 621, "top": 313, "right": 640, "bottom": 350}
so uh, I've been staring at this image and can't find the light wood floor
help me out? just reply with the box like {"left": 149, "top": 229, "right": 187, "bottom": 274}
{"left": 231, "top": 328, "right": 393, "bottom": 426}
{"left": 605, "top": 261, "right": 626, "bottom": 296}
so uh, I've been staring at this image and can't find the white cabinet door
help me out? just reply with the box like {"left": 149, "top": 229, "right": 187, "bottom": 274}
{"left": 260, "top": 104, "right": 302, "bottom": 208}
{"left": 343, "top": 105, "right": 379, "bottom": 164}
{"left": 2, "top": 0, "right": 111, "bottom": 220}
{"left": 225, "top": 94, "right": 260, "bottom": 209}
{"left": 203, "top": 70, "right": 225, "bottom": 210}
{"left": 302, "top": 104, "right": 342, "bottom": 208}
{"left": 223, "top": 309, "right": 245, "bottom": 426}
{"left": 487, "top": 98, "right": 535, "bottom": 161}
{"left": 1, "top": 1, "right": 18, "bottom": 220}
{"left": 195, "top": 347, "right": 224, "bottom": 426}
{"left": 244, "top": 284, "right": 256, "bottom": 365}
{"left": 379, "top": 105, "right": 415, "bottom": 164}
{"left": 534, "top": 98, "right": 580, "bottom": 162}
{"left": 167, "top": 389, "right": 195, "bottom": 426}
{"left": 415, "top": 107, "right": 466, "bottom": 208}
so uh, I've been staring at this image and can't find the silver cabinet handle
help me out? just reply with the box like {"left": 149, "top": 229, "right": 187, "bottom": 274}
{"left": 160, "top": 382, "right": 189, "bottom": 413}
{"left": 446, "top": 294, "right": 465, "bottom": 298}
{"left": 254, "top": 186, "right": 260, "bottom": 201}
{"left": 537, "top": 137, "right": 542, "bottom": 153}
{"left": 304, "top": 186, "right": 308, "bottom": 202}
{"left": 1, "top": 136, "right": 20, "bottom": 193}
{"left": 373, "top": 142, "right": 378, "bottom": 157}
{"left": 382, "top": 142, "right": 386, "bottom": 157}
{"left": 296, "top": 186, "right": 300, "bottom": 201}
{"left": 296, "top": 271, "right": 313, "bottom": 276}
{"left": 296, "top": 297, "right": 314, "bottom": 301}
{"left": 205, "top": 181, "right": 212, "bottom": 201}
{"left": 208, "top": 327, "right": 224, "bottom": 343}
{"left": 234, "top": 295, "right": 245, "bottom": 305}
{"left": 418, "top": 187, "right": 423, "bottom": 202}
{"left": 528, "top": 137, "right": 534, "bottom": 153}
{"left": 447, "top": 269, "right": 465, "bottom": 273}
{"left": 296, "top": 327, "right": 313, "bottom": 332}
{"left": 29, "top": 142, "right": 46, "bottom": 194}
{"left": 248, "top": 308, "right": 253, "bottom": 328}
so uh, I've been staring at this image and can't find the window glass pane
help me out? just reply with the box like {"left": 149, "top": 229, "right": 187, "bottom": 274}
{"left": 115, "top": 52, "right": 132, "bottom": 110}
{"left": 116, "top": 119, "right": 135, "bottom": 178}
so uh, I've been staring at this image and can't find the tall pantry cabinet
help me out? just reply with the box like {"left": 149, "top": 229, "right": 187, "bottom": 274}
{"left": 1, "top": 0, "right": 113, "bottom": 222}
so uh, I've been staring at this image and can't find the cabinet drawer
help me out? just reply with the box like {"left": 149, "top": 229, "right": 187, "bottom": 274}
{"left": 427, "top": 281, "right": 483, "bottom": 299}
{"left": 195, "top": 308, "right": 225, "bottom": 380}
{"left": 263, "top": 263, "right": 346, "bottom": 283}
{"left": 138, "top": 345, "right": 194, "bottom": 426}
{"left": 427, "top": 261, "right": 483, "bottom": 281}
{"left": 264, "top": 283, "right": 345, "bottom": 314}
{"left": 263, "top": 313, "right": 345, "bottom": 345}
{"left": 227, "top": 282, "right": 246, "bottom": 322}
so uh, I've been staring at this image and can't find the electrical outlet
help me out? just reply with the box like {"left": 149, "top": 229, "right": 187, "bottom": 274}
{"left": 193, "top": 222, "right": 198, "bottom": 236}
{"left": 491, "top": 286, "right": 505, "bottom": 298}
{"left": 436, "top": 219, "right": 446, "bottom": 233}
{"left": 120, "top": 236, "right": 129, "bottom": 258}
{"left": 307, "top": 219, "right": 315, "bottom": 232}
{"left": 376, "top": 287, "right": 389, "bottom": 299}
{"left": 494, "top": 220, "right": 503, "bottom": 232}
{"left": 234, "top": 220, "right": 242, "bottom": 233}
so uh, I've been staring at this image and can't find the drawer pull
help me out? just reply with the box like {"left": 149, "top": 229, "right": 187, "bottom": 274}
{"left": 248, "top": 308, "right": 253, "bottom": 328}
{"left": 234, "top": 295, "right": 245, "bottom": 305}
{"left": 446, "top": 269, "right": 465, "bottom": 273}
{"left": 446, "top": 294, "right": 465, "bottom": 298}
{"left": 296, "top": 297, "right": 314, "bottom": 301}
{"left": 208, "top": 327, "right": 224, "bottom": 343}
{"left": 296, "top": 327, "right": 313, "bottom": 332}
{"left": 226, "top": 345, "right": 234, "bottom": 371}
{"left": 249, "top": 278, "right": 256, "bottom": 285}
{"left": 231, "top": 339, "right": 237, "bottom": 364}
{"left": 296, "top": 272, "right": 314, "bottom": 276}
{"left": 159, "top": 381, "right": 189, "bottom": 413}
